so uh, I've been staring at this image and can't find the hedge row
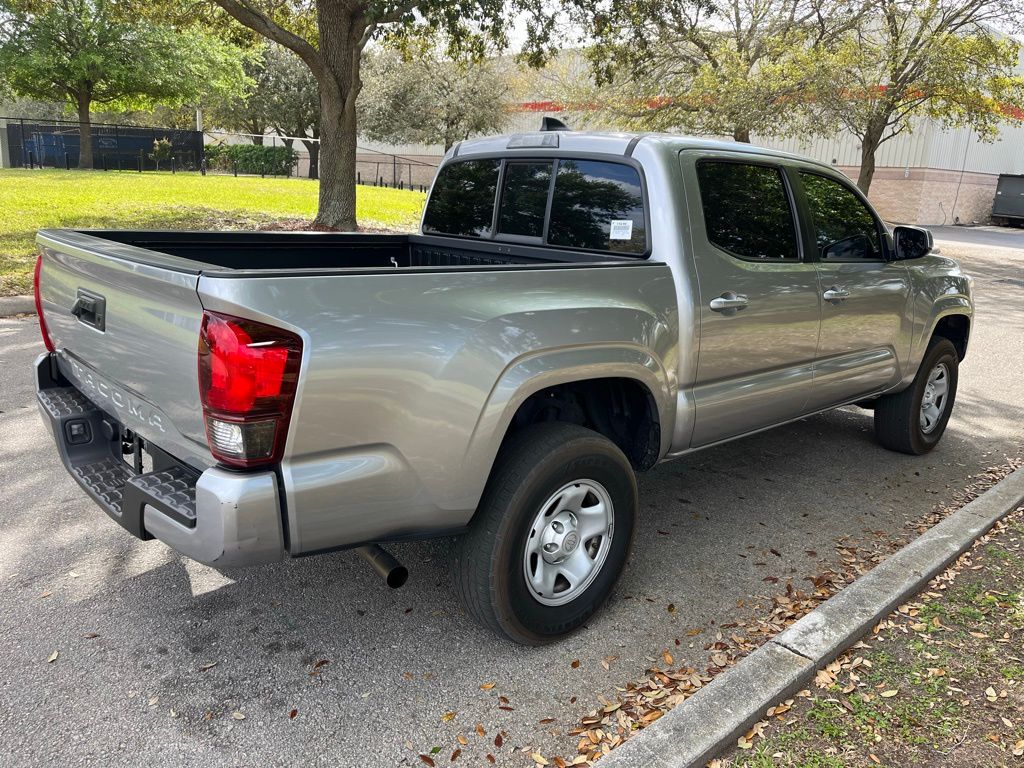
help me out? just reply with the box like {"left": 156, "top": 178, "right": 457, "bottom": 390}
{"left": 205, "top": 144, "right": 297, "bottom": 175}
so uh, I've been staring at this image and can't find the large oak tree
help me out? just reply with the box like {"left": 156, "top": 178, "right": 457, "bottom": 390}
{"left": 209, "top": 0, "right": 552, "bottom": 229}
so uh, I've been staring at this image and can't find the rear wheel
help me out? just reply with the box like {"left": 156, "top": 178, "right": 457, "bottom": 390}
{"left": 874, "top": 337, "right": 959, "bottom": 455}
{"left": 454, "top": 422, "right": 637, "bottom": 645}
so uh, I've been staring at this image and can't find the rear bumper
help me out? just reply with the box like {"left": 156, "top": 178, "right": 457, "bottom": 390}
{"left": 35, "top": 353, "right": 285, "bottom": 567}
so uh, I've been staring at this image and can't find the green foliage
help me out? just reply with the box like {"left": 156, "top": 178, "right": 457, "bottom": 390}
{"left": 556, "top": 0, "right": 866, "bottom": 141}
{"left": 804, "top": 0, "right": 1024, "bottom": 191}
{"left": 204, "top": 143, "right": 298, "bottom": 175}
{"left": 358, "top": 40, "right": 510, "bottom": 150}
{"left": 148, "top": 137, "right": 173, "bottom": 169}
{"left": 0, "top": 0, "right": 250, "bottom": 113}
{"left": 261, "top": 45, "right": 319, "bottom": 140}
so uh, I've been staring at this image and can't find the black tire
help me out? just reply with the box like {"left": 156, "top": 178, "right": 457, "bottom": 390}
{"left": 874, "top": 337, "right": 959, "bottom": 455}
{"left": 454, "top": 422, "right": 637, "bottom": 645}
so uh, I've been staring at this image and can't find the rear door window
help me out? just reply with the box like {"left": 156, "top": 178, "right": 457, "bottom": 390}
{"left": 497, "top": 161, "right": 553, "bottom": 239}
{"left": 422, "top": 159, "right": 500, "bottom": 237}
{"left": 696, "top": 161, "right": 799, "bottom": 260}
{"left": 547, "top": 160, "right": 646, "bottom": 254}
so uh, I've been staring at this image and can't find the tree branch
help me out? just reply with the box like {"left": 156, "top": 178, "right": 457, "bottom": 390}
{"left": 211, "top": 0, "right": 324, "bottom": 78}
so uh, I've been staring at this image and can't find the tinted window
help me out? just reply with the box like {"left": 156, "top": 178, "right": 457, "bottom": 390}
{"left": 498, "top": 161, "right": 552, "bottom": 238}
{"left": 696, "top": 162, "right": 798, "bottom": 260}
{"left": 548, "top": 160, "right": 646, "bottom": 254}
{"left": 801, "top": 172, "right": 882, "bottom": 260}
{"left": 423, "top": 159, "right": 499, "bottom": 237}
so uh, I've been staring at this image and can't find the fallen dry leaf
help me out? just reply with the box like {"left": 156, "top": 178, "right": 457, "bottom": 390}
{"left": 456, "top": 735, "right": 468, "bottom": 746}
{"left": 83, "top": 633, "right": 99, "bottom": 639}
{"left": 199, "top": 662, "right": 218, "bottom": 672}
{"left": 880, "top": 689, "right": 898, "bottom": 698}
{"left": 450, "top": 748, "right": 461, "bottom": 762}
{"left": 231, "top": 711, "right": 245, "bottom": 720}
{"left": 479, "top": 682, "right": 496, "bottom": 690}
{"left": 571, "top": 659, "right": 580, "bottom": 669}
{"left": 289, "top": 709, "right": 298, "bottom": 719}
{"left": 531, "top": 754, "right": 549, "bottom": 766}
{"left": 494, "top": 734, "right": 503, "bottom": 747}
{"left": 486, "top": 755, "right": 496, "bottom": 764}
{"left": 662, "top": 650, "right": 673, "bottom": 666}
{"left": 418, "top": 756, "right": 436, "bottom": 767}
{"left": 441, "top": 711, "right": 456, "bottom": 723}
{"left": 46, "top": 651, "right": 59, "bottom": 663}
{"left": 475, "top": 724, "right": 486, "bottom": 738}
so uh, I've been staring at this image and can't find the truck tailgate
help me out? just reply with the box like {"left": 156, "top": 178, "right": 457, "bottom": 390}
{"left": 36, "top": 230, "right": 213, "bottom": 469}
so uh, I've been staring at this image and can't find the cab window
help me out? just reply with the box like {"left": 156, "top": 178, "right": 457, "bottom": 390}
{"left": 696, "top": 161, "right": 799, "bottom": 261}
{"left": 497, "top": 161, "right": 553, "bottom": 239}
{"left": 800, "top": 172, "right": 883, "bottom": 261}
{"left": 422, "top": 159, "right": 500, "bottom": 237}
{"left": 547, "top": 160, "right": 646, "bottom": 254}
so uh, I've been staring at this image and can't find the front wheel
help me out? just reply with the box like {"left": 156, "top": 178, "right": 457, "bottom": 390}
{"left": 454, "top": 423, "right": 637, "bottom": 645}
{"left": 874, "top": 337, "right": 959, "bottom": 455}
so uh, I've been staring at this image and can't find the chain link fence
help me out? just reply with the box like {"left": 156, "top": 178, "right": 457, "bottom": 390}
{"left": 0, "top": 117, "right": 441, "bottom": 191}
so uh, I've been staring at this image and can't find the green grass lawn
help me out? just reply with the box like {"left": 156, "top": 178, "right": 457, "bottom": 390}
{"left": 0, "top": 168, "right": 426, "bottom": 295}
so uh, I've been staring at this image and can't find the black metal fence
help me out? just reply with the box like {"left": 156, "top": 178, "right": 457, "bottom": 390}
{"left": 1, "top": 116, "right": 441, "bottom": 191}
{"left": 3, "top": 117, "right": 204, "bottom": 172}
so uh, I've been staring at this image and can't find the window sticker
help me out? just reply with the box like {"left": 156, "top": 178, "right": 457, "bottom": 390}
{"left": 609, "top": 219, "right": 633, "bottom": 240}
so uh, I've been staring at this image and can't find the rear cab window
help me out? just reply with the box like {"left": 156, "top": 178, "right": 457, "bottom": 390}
{"left": 423, "top": 156, "right": 648, "bottom": 257}
{"left": 422, "top": 159, "right": 500, "bottom": 238}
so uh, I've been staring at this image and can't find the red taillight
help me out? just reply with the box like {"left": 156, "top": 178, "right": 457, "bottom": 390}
{"left": 34, "top": 254, "right": 55, "bottom": 352}
{"left": 198, "top": 311, "right": 302, "bottom": 468}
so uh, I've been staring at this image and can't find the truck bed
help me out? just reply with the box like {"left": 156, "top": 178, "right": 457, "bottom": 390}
{"left": 75, "top": 230, "right": 632, "bottom": 273}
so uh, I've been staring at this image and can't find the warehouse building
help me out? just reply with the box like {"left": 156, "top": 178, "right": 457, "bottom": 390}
{"left": 502, "top": 105, "right": 1024, "bottom": 226}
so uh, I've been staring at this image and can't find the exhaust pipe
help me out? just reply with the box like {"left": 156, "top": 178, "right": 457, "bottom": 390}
{"left": 356, "top": 545, "right": 408, "bottom": 589}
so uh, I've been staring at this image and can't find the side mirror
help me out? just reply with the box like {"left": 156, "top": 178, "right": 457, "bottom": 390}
{"left": 893, "top": 225, "right": 933, "bottom": 261}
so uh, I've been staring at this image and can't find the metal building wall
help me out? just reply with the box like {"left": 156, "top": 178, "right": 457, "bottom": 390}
{"left": 754, "top": 118, "right": 1023, "bottom": 175}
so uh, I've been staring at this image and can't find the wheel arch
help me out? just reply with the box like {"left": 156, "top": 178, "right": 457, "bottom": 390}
{"left": 930, "top": 312, "right": 970, "bottom": 361}
{"left": 460, "top": 346, "right": 672, "bottom": 513}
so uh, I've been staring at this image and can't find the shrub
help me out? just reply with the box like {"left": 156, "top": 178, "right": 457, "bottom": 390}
{"left": 204, "top": 143, "right": 296, "bottom": 175}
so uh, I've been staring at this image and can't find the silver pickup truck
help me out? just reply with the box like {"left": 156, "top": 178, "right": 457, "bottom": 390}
{"left": 34, "top": 129, "right": 972, "bottom": 644}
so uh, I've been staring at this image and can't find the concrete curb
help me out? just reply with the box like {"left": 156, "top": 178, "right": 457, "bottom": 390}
{"left": 600, "top": 468, "right": 1024, "bottom": 768}
{"left": 0, "top": 295, "right": 34, "bottom": 317}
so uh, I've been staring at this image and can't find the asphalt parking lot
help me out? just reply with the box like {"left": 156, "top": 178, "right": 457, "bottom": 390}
{"left": 1, "top": 229, "right": 1022, "bottom": 768}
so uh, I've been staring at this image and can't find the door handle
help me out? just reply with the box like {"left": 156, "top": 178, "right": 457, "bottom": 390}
{"left": 709, "top": 292, "right": 748, "bottom": 313}
{"left": 823, "top": 287, "right": 851, "bottom": 303}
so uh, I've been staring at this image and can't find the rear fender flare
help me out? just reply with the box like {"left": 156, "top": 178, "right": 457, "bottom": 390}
{"left": 456, "top": 344, "right": 673, "bottom": 510}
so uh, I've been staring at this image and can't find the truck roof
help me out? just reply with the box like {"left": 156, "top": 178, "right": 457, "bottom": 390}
{"left": 452, "top": 130, "right": 832, "bottom": 171}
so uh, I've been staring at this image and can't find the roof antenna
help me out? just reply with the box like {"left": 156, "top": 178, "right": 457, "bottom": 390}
{"left": 540, "top": 116, "right": 570, "bottom": 132}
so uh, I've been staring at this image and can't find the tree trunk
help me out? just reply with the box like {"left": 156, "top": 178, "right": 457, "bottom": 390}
{"left": 733, "top": 126, "right": 751, "bottom": 143}
{"left": 76, "top": 90, "right": 93, "bottom": 169}
{"left": 303, "top": 139, "right": 320, "bottom": 180}
{"left": 313, "top": 1, "right": 361, "bottom": 230}
{"left": 857, "top": 117, "right": 886, "bottom": 194}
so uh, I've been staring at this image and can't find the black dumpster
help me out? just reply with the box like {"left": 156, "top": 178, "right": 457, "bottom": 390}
{"left": 993, "top": 174, "right": 1024, "bottom": 225}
